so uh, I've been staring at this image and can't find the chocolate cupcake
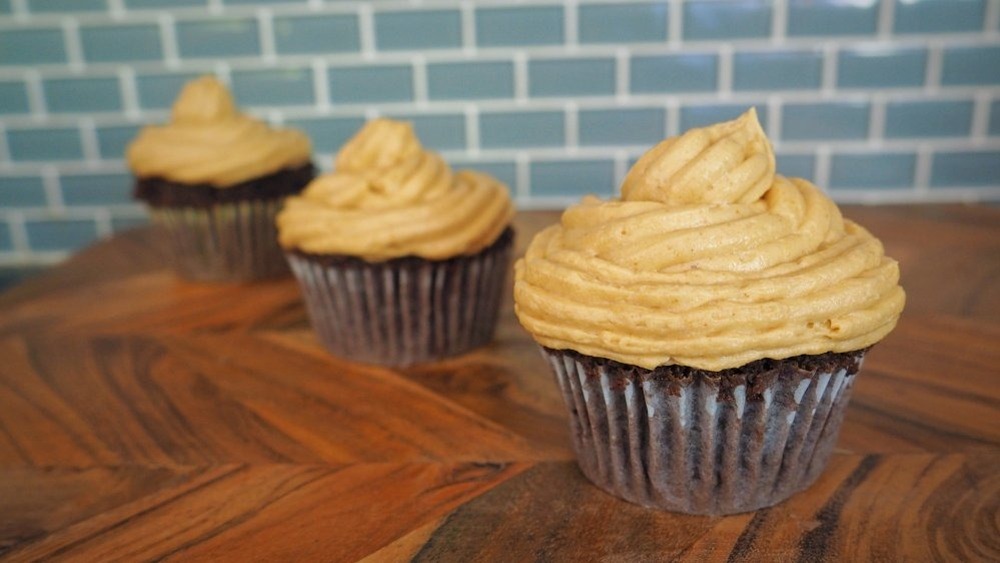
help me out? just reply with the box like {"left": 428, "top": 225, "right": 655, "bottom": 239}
{"left": 277, "top": 118, "right": 515, "bottom": 367}
{"left": 514, "top": 109, "right": 905, "bottom": 515}
{"left": 127, "top": 76, "right": 314, "bottom": 281}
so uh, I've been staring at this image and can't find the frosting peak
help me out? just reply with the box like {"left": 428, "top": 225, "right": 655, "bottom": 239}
{"left": 127, "top": 75, "right": 311, "bottom": 187}
{"left": 514, "top": 108, "right": 904, "bottom": 371}
{"left": 277, "top": 118, "right": 514, "bottom": 261}
{"left": 621, "top": 108, "right": 775, "bottom": 206}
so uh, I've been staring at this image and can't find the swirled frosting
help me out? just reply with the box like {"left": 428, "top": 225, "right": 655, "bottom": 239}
{"left": 514, "top": 109, "right": 905, "bottom": 371}
{"left": 127, "top": 75, "right": 311, "bottom": 187}
{"left": 276, "top": 118, "right": 514, "bottom": 260}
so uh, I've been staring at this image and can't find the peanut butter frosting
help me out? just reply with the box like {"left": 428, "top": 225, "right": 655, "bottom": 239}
{"left": 514, "top": 109, "right": 905, "bottom": 371}
{"left": 127, "top": 75, "right": 311, "bottom": 187}
{"left": 276, "top": 118, "right": 514, "bottom": 260}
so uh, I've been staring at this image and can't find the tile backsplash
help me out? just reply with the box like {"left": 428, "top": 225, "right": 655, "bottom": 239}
{"left": 0, "top": 0, "right": 998, "bottom": 265}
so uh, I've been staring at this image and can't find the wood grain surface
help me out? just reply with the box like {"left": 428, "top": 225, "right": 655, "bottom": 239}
{"left": 0, "top": 206, "right": 997, "bottom": 562}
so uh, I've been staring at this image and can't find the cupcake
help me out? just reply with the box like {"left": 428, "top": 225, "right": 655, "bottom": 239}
{"left": 514, "top": 109, "right": 905, "bottom": 515}
{"left": 127, "top": 76, "right": 315, "bottom": 281}
{"left": 277, "top": 118, "right": 515, "bottom": 367}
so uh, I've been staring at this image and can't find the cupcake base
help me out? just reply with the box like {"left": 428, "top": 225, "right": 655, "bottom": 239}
{"left": 286, "top": 229, "right": 514, "bottom": 367}
{"left": 543, "top": 347, "right": 866, "bottom": 515}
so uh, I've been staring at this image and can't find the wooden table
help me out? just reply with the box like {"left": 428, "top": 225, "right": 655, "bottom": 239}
{"left": 0, "top": 206, "right": 997, "bottom": 562}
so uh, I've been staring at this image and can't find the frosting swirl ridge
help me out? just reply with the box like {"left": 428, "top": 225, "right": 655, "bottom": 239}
{"left": 514, "top": 109, "right": 905, "bottom": 371}
{"left": 127, "top": 76, "right": 312, "bottom": 187}
{"left": 277, "top": 118, "right": 514, "bottom": 260}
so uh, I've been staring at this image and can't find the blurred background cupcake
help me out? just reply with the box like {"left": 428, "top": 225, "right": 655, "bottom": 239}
{"left": 514, "top": 109, "right": 906, "bottom": 515}
{"left": 127, "top": 76, "right": 315, "bottom": 282}
{"left": 277, "top": 118, "right": 515, "bottom": 367}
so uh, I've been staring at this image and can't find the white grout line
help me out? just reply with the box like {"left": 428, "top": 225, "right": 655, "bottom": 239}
{"left": 8, "top": 214, "right": 29, "bottom": 254}
{"left": 971, "top": 91, "right": 991, "bottom": 141}
{"left": 668, "top": 0, "right": 682, "bottom": 47}
{"left": 41, "top": 164, "right": 64, "bottom": 210}
{"left": 78, "top": 117, "right": 100, "bottom": 165}
{"left": 94, "top": 208, "right": 113, "bottom": 239}
{"left": 613, "top": 149, "right": 627, "bottom": 194}
{"left": 412, "top": 54, "right": 428, "bottom": 107}
{"left": 565, "top": 101, "right": 578, "bottom": 150}
{"left": 767, "top": 95, "right": 782, "bottom": 140}
{"left": 868, "top": 94, "right": 886, "bottom": 143}
{"left": 107, "top": 0, "right": 125, "bottom": 20}
{"left": 666, "top": 98, "right": 679, "bottom": 137}
{"left": 10, "top": 0, "right": 27, "bottom": 20}
{"left": 464, "top": 103, "right": 480, "bottom": 152}
{"left": 258, "top": 8, "right": 277, "bottom": 63}
{"left": 208, "top": 0, "right": 223, "bottom": 16}
{"left": 61, "top": 18, "right": 85, "bottom": 71}
{"left": 718, "top": 44, "right": 733, "bottom": 97}
{"left": 358, "top": 3, "right": 376, "bottom": 60}
{"left": 214, "top": 61, "right": 232, "bottom": 85}
{"left": 771, "top": 0, "right": 788, "bottom": 44}
{"left": 814, "top": 145, "right": 831, "bottom": 189}
{"left": 615, "top": 47, "right": 629, "bottom": 101}
{"left": 914, "top": 143, "right": 932, "bottom": 193}
{"left": 24, "top": 69, "right": 47, "bottom": 119}
{"left": 0, "top": 123, "right": 9, "bottom": 163}
{"left": 515, "top": 151, "right": 530, "bottom": 199}
{"left": 925, "top": 42, "right": 943, "bottom": 91}
{"left": 158, "top": 13, "right": 180, "bottom": 68}
{"left": 267, "top": 109, "right": 284, "bottom": 126}
{"left": 877, "top": 0, "right": 895, "bottom": 38}
{"left": 985, "top": 0, "right": 1000, "bottom": 33}
{"left": 312, "top": 58, "right": 330, "bottom": 111}
{"left": 513, "top": 51, "right": 529, "bottom": 104}
{"left": 118, "top": 67, "right": 140, "bottom": 119}
{"left": 564, "top": 0, "right": 578, "bottom": 49}
{"left": 460, "top": 0, "right": 476, "bottom": 54}
{"left": 821, "top": 42, "right": 837, "bottom": 93}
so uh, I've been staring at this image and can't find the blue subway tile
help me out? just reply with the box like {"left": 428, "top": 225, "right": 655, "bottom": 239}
{"left": 97, "top": 124, "right": 142, "bottom": 160}
{"left": 0, "top": 222, "right": 11, "bottom": 252}
{"left": 529, "top": 58, "right": 615, "bottom": 97}
{"left": 990, "top": 101, "right": 1000, "bottom": 136}
{"left": 44, "top": 77, "right": 122, "bottom": 114}
{"left": 427, "top": 61, "right": 514, "bottom": 100}
{"left": 8, "top": 127, "right": 83, "bottom": 161}
{"left": 0, "top": 0, "right": 11, "bottom": 14}
{"left": 176, "top": 18, "right": 259, "bottom": 58}
{"left": 26, "top": 218, "right": 99, "bottom": 252}
{"left": 27, "top": 0, "right": 104, "bottom": 12}
{"left": 787, "top": 0, "right": 878, "bottom": 36}
{"left": 531, "top": 159, "right": 616, "bottom": 197}
{"left": 734, "top": 51, "right": 822, "bottom": 91}
{"left": 125, "top": 0, "right": 205, "bottom": 8}
{"left": 225, "top": 0, "right": 306, "bottom": 4}
{"left": 480, "top": 111, "right": 564, "bottom": 149}
{"left": 680, "top": 104, "right": 770, "bottom": 134}
{"left": 684, "top": 0, "right": 771, "bottom": 40}
{"left": 829, "top": 152, "right": 916, "bottom": 189}
{"left": 579, "top": 108, "right": 665, "bottom": 146}
{"left": 274, "top": 14, "right": 360, "bottom": 55}
{"left": 776, "top": 153, "right": 816, "bottom": 181}
{"left": 476, "top": 6, "right": 564, "bottom": 47}
{"left": 837, "top": 47, "right": 927, "bottom": 88}
{"left": 630, "top": 53, "right": 717, "bottom": 93}
{"left": 61, "top": 173, "right": 134, "bottom": 206}
{"left": 136, "top": 72, "right": 201, "bottom": 110}
{"left": 328, "top": 65, "right": 413, "bottom": 104}
{"left": 81, "top": 24, "right": 162, "bottom": 63}
{"left": 885, "top": 100, "right": 974, "bottom": 138}
{"left": 285, "top": 116, "right": 364, "bottom": 154}
{"left": 782, "top": 103, "right": 870, "bottom": 140}
{"left": 0, "top": 176, "right": 47, "bottom": 207}
{"left": 0, "top": 81, "right": 29, "bottom": 114}
{"left": 387, "top": 113, "right": 466, "bottom": 151}
{"left": 579, "top": 2, "right": 668, "bottom": 44}
{"left": 375, "top": 10, "right": 462, "bottom": 51}
{"left": 231, "top": 68, "right": 314, "bottom": 107}
{"left": 0, "top": 28, "right": 67, "bottom": 66}
{"left": 453, "top": 160, "right": 517, "bottom": 191}
{"left": 894, "top": 0, "right": 985, "bottom": 34}
{"left": 111, "top": 214, "right": 150, "bottom": 233}
{"left": 941, "top": 46, "right": 1000, "bottom": 86}
{"left": 931, "top": 151, "right": 1000, "bottom": 187}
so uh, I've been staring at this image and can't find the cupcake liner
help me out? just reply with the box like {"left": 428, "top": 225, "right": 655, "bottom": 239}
{"left": 543, "top": 347, "right": 864, "bottom": 515}
{"left": 150, "top": 198, "right": 289, "bottom": 282}
{"left": 285, "top": 229, "right": 514, "bottom": 367}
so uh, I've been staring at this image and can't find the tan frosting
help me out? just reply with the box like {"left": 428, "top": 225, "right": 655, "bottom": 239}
{"left": 276, "top": 118, "right": 514, "bottom": 260}
{"left": 514, "top": 109, "right": 905, "bottom": 371}
{"left": 126, "top": 75, "right": 311, "bottom": 187}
